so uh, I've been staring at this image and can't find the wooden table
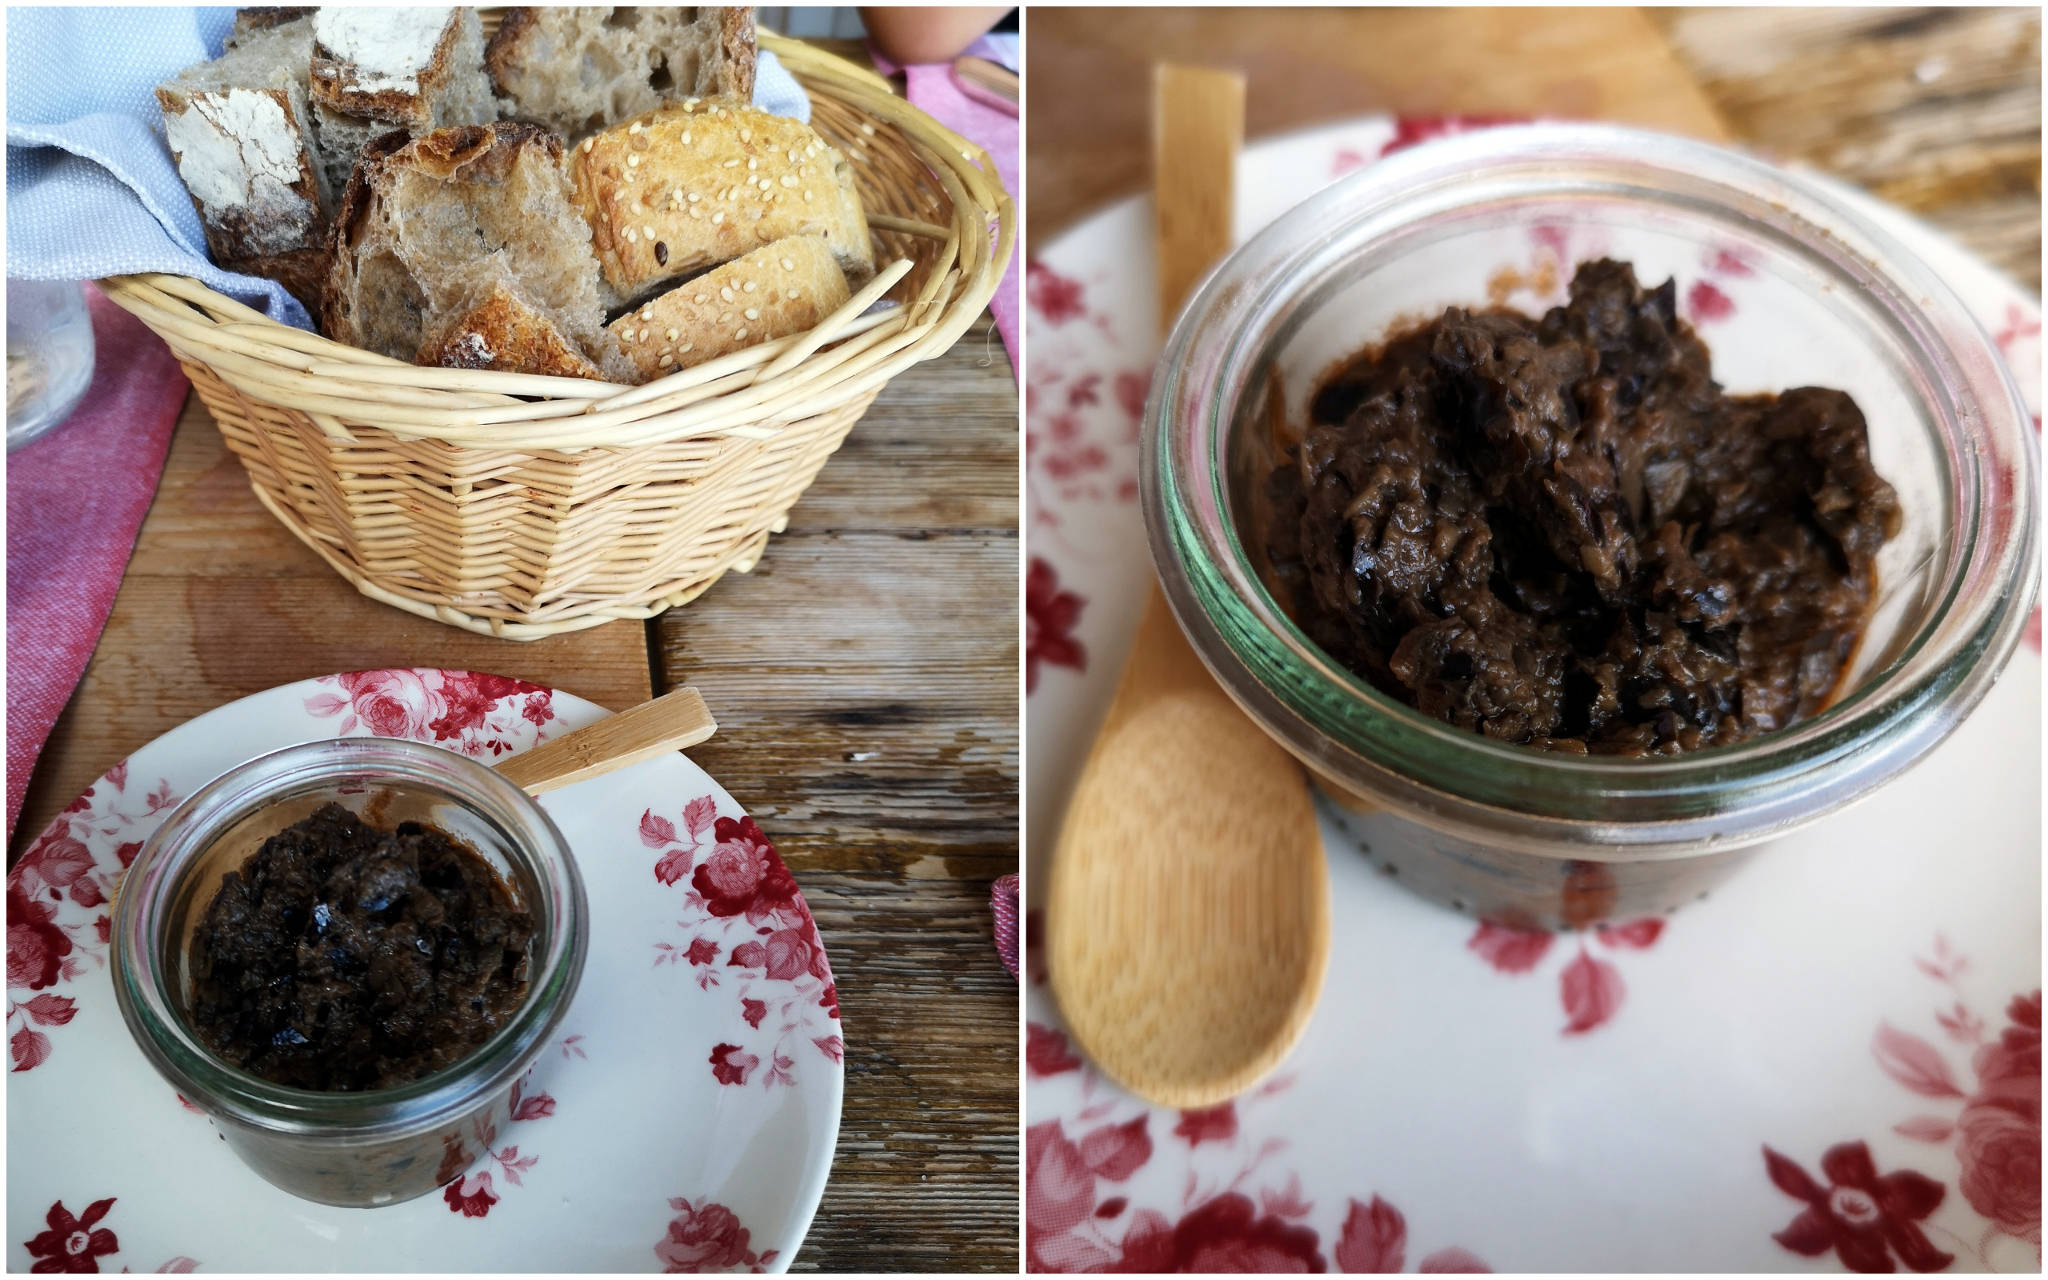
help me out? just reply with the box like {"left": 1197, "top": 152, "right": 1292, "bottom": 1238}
{"left": 12, "top": 314, "right": 1020, "bottom": 1271}
{"left": 1027, "top": 6, "right": 2042, "bottom": 292}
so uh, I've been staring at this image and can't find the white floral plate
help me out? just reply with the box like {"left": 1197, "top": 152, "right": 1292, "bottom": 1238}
{"left": 6, "top": 671, "right": 844, "bottom": 1273}
{"left": 1025, "top": 118, "right": 2042, "bottom": 1273}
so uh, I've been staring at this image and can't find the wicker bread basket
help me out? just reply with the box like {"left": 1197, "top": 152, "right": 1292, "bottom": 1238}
{"left": 101, "top": 32, "right": 1014, "bottom": 639}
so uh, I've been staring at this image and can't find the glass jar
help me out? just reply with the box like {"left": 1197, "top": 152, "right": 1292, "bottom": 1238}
{"left": 1144, "top": 123, "right": 2040, "bottom": 930}
{"left": 6, "top": 278, "right": 96, "bottom": 451}
{"left": 111, "top": 739, "right": 588, "bottom": 1207}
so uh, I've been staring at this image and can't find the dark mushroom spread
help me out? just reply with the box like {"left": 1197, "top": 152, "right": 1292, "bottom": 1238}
{"left": 1260, "top": 259, "right": 1901, "bottom": 755}
{"left": 189, "top": 803, "right": 532, "bottom": 1091}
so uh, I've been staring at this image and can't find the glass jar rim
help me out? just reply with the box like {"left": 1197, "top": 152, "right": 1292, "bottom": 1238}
{"left": 111, "top": 738, "right": 588, "bottom": 1135}
{"left": 1144, "top": 122, "right": 2040, "bottom": 848}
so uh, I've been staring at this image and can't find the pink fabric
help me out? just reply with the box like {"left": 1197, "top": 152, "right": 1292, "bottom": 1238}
{"left": 871, "top": 41, "right": 1019, "bottom": 379}
{"left": 993, "top": 871, "right": 1019, "bottom": 978}
{"left": 6, "top": 287, "right": 187, "bottom": 836}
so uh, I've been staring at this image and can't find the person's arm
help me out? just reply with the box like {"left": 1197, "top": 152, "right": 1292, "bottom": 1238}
{"left": 859, "top": 6, "right": 1011, "bottom": 65}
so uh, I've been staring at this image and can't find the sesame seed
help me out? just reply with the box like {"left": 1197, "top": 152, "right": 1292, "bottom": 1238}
{"left": 720, "top": 286, "right": 734, "bottom": 301}
{"left": 743, "top": 281, "right": 757, "bottom": 292}
{"left": 681, "top": 342, "right": 693, "bottom": 352}
{"left": 689, "top": 207, "right": 702, "bottom": 219}
{"left": 628, "top": 122, "right": 642, "bottom": 135}
{"left": 626, "top": 228, "right": 639, "bottom": 243}
{"left": 684, "top": 98, "right": 699, "bottom": 110}
{"left": 861, "top": 123, "right": 875, "bottom": 136}
{"left": 680, "top": 130, "right": 692, "bottom": 144}
{"left": 694, "top": 295, "right": 708, "bottom": 305}
{"left": 627, "top": 154, "right": 641, "bottom": 167}
{"left": 735, "top": 329, "right": 747, "bottom": 341}
{"left": 719, "top": 312, "right": 732, "bottom": 323}
{"left": 787, "top": 289, "right": 800, "bottom": 300}
{"left": 788, "top": 149, "right": 799, "bottom": 163}
{"left": 781, "top": 175, "right": 797, "bottom": 187}
{"left": 639, "top": 308, "right": 653, "bottom": 320}
{"left": 687, "top": 191, "right": 700, "bottom": 203}
{"left": 712, "top": 211, "right": 724, "bottom": 224}
{"left": 802, "top": 190, "right": 812, "bottom": 202}
{"left": 723, "top": 158, "right": 740, "bottom": 168}
{"left": 665, "top": 327, "right": 679, "bottom": 340}
{"left": 744, "top": 307, "right": 759, "bottom": 320}
{"left": 658, "top": 354, "right": 673, "bottom": 368}
{"left": 780, "top": 258, "right": 795, "bottom": 270}
{"left": 747, "top": 158, "right": 757, "bottom": 171}
{"left": 581, "top": 138, "right": 594, "bottom": 152}
{"left": 644, "top": 224, "right": 656, "bottom": 239}
{"left": 739, "top": 128, "right": 750, "bottom": 142}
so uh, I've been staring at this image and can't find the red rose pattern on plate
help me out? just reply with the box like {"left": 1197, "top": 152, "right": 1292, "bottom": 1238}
{"left": 9, "top": 761, "right": 180, "bottom": 1072}
{"left": 1762, "top": 937, "right": 2042, "bottom": 1273}
{"left": 1027, "top": 1041, "right": 1490, "bottom": 1274}
{"left": 641, "top": 802, "right": 843, "bottom": 1089}
{"left": 19, "top": 1198, "right": 196, "bottom": 1275}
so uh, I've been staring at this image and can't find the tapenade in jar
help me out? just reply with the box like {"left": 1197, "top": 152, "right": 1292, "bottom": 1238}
{"left": 190, "top": 802, "right": 534, "bottom": 1092}
{"left": 1260, "top": 259, "right": 1902, "bottom": 756}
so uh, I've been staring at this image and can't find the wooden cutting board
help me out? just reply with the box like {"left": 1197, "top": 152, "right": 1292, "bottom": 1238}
{"left": 1028, "top": 6, "right": 1733, "bottom": 238}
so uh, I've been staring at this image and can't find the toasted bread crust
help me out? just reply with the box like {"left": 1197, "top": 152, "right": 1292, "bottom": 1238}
{"left": 607, "top": 234, "right": 849, "bottom": 381}
{"left": 419, "top": 284, "right": 603, "bottom": 378}
{"left": 309, "top": 8, "right": 464, "bottom": 127}
{"left": 481, "top": 6, "right": 540, "bottom": 94}
{"left": 716, "top": 8, "right": 757, "bottom": 100}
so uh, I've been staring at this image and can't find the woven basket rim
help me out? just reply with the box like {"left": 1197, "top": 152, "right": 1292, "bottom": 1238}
{"left": 101, "top": 32, "right": 1015, "bottom": 453}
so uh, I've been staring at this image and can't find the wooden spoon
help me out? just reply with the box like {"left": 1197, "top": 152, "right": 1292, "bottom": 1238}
{"left": 1045, "top": 65, "right": 1331, "bottom": 1110}
{"left": 496, "top": 687, "right": 717, "bottom": 795}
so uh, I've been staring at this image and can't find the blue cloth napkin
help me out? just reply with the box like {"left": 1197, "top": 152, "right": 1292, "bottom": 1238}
{"left": 6, "top": 7, "right": 812, "bottom": 331}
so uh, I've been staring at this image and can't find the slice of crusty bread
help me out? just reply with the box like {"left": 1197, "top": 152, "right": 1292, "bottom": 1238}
{"left": 322, "top": 123, "right": 622, "bottom": 379}
{"left": 567, "top": 96, "right": 873, "bottom": 302}
{"left": 156, "top": 16, "right": 331, "bottom": 309}
{"left": 225, "top": 7, "right": 317, "bottom": 50}
{"left": 419, "top": 281, "right": 605, "bottom": 378}
{"left": 486, "top": 7, "right": 756, "bottom": 139}
{"left": 308, "top": 7, "right": 497, "bottom": 197}
{"left": 608, "top": 234, "right": 849, "bottom": 381}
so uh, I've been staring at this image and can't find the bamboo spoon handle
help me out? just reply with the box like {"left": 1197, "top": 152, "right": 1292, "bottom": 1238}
{"left": 496, "top": 687, "right": 717, "bottom": 795}
{"left": 1153, "top": 63, "right": 1244, "bottom": 332}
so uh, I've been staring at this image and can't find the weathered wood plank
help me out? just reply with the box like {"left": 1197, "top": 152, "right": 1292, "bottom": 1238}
{"left": 1657, "top": 6, "right": 2041, "bottom": 289}
{"left": 657, "top": 315, "right": 1019, "bottom": 1272}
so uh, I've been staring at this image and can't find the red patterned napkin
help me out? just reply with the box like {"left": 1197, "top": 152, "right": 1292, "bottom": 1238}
{"left": 871, "top": 38, "right": 1019, "bottom": 378}
{"left": 993, "top": 872, "right": 1019, "bottom": 977}
{"left": 6, "top": 287, "right": 188, "bottom": 835}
